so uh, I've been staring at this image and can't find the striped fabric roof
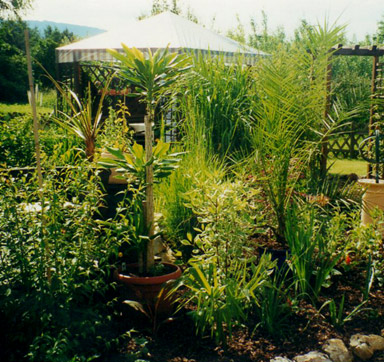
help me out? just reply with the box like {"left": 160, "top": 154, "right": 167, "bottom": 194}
{"left": 56, "top": 12, "right": 268, "bottom": 65}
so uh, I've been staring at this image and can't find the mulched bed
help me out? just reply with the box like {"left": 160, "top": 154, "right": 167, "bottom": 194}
{"left": 117, "top": 264, "right": 384, "bottom": 362}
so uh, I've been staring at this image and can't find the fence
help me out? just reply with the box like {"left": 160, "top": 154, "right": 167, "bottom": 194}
{"left": 327, "top": 131, "right": 368, "bottom": 159}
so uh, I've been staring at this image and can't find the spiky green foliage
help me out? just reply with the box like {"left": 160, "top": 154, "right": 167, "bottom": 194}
{"left": 107, "top": 45, "right": 191, "bottom": 272}
{"left": 250, "top": 21, "right": 346, "bottom": 243}
{"left": 174, "top": 54, "right": 255, "bottom": 160}
{"left": 46, "top": 72, "right": 112, "bottom": 161}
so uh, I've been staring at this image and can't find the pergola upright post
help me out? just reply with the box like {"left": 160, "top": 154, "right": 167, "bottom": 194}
{"left": 368, "top": 53, "right": 380, "bottom": 178}
{"left": 320, "top": 57, "right": 333, "bottom": 178}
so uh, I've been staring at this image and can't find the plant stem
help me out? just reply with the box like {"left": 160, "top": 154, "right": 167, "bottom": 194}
{"left": 145, "top": 113, "right": 155, "bottom": 272}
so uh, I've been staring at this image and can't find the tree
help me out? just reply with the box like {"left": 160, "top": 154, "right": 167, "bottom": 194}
{"left": 377, "top": 14, "right": 384, "bottom": 44}
{"left": 34, "top": 26, "right": 76, "bottom": 87}
{"left": 0, "top": 20, "right": 37, "bottom": 102}
{"left": 0, "top": 20, "right": 75, "bottom": 103}
{"left": 0, "top": 0, "right": 32, "bottom": 19}
{"left": 139, "top": 0, "right": 198, "bottom": 24}
{"left": 226, "top": 11, "right": 286, "bottom": 53}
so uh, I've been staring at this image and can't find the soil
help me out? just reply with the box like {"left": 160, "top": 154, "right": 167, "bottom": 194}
{"left": 116, "top": 260, "right": 384, "bottom": 362}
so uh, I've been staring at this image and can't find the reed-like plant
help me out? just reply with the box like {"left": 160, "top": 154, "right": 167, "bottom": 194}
{"left": 285, "top": 205, "right": 341, "bottom": 301}
{"left": 173, "top": 256, "right": 272, "bottom": 345}
{"left": 174, "top": 53, "right": 255, "bottom": 160}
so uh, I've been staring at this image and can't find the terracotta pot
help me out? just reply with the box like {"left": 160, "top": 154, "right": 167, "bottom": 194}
{"left": 114, "top": 262, "right": 182, "bottom": 315}
{"left": 358, "top": 179, "right": 384, "bottom": 237}
{"left": 100, "top": 151, "right": 127, "bottom": 185}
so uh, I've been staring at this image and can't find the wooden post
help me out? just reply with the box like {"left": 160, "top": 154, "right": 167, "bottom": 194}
{"left": 25, "top": 30, "right": 43, "bottom": 189}
{"left": 349, "top": 125, "right": 356, "bottom": 159}
{"left": 144, "top": 114, "right": 155, "bottom": 272}
{"left": 73, "top": 62, "right": 81, "bottom": 97}
{"left": 320, "top": 58, "right": 332, "bottom": 177}
{"left": 25, "top": 29, "right": 50, "bottom": 282}
{"left": 368, "top": 55, "right": 379, "bottom": 178}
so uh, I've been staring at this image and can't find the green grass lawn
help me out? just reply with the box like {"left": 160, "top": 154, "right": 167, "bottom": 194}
{"left": 329, "top": 158, "right": 367, "bottom": 177}
{"left": 0, "top": 90, "right": 56, "bottom": 115}
{"left": 0, "top": 103, "right": 53, "bottom": 114}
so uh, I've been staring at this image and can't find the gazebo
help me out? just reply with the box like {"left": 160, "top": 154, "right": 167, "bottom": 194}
{"left": 56, "top": 11, "right": 267, "bottom": 66}
{"left": 55, "top": 12, "right": 267, "bottom": 139}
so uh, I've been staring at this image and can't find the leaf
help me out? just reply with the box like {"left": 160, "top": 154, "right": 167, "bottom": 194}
{"left": 123, "top": 300, "right": 150, "bottom": 319}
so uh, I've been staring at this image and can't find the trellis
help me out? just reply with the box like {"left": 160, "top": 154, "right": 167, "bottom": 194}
{"left": 327, "top": 131, "right": 368, "bottom": 159}
{"left": 56, "top": 61, "right": 179, "bottom": 142}
{"left": 322, "top": 45, "right": 384, "bottom": 177}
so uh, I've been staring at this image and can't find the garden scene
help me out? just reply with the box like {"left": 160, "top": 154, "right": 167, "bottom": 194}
{"left": 1, "top": 1, "right": 384, "bottom": 361}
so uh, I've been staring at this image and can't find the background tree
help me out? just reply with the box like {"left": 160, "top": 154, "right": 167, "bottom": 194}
{"left": 34, "top": 26, "right": 76, "bottom": 88}
{"left": 376, "top": 14, "right": 384, "bottom": 44}
{"left": 0, "top": 20, "right": 75, "bottom": 103}
{"left": 139, "top": 0, "right": 198, "bottom": 23}
{"left": 0, "top": 20, "right": 37, "bottom": 102}
{"left": 0, "top": 0, "right": 32, "bottom": 19}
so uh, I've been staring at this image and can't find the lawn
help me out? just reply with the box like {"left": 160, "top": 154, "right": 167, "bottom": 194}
{"left": 0, "top": 103, "right": 53, "bottom": 114}
{"left": 329, "top": 158, "right": 367, "bottom": 177}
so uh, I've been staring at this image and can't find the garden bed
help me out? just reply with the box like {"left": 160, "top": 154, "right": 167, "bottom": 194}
{"left": 119, "top": 266, "right": 384, "bottom": 362}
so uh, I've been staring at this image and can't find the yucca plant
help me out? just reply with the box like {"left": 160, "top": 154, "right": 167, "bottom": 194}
{"left": 107, "top": 45, "right": 191, "bottom": 272}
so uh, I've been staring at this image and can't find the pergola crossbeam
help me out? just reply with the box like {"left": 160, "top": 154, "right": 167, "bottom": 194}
{"left": 331, "top": 44, "right": 384, "bottom": 57}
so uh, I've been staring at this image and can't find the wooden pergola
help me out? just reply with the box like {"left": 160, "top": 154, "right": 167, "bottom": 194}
{"left": 322, "top": 45, "right": 384, "bottom": 177}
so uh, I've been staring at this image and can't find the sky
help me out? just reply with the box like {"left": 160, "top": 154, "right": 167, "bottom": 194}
{"left": 23, "top": 0, "right": 384, "bottom": 42}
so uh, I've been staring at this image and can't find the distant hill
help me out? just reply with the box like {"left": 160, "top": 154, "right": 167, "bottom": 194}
{"left": 26, "top": 20, "right": 105, "bottom": 38}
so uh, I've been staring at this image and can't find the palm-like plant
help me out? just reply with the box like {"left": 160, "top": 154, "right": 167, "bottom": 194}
{"left": 250, "top": 21, "right": 345, "bottom": 245}
{"left": 47, "top": 72, "right": 113, "bottom": 162}
{"left": 107, "top": 45, "right": 190, "bottom": 272}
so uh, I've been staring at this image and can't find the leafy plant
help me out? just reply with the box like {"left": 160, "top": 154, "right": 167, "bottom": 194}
{"left": 100, "top": 140, "right": 184, "bottom": 186}
{"left": 285, "top": 205, "right": 341, "bottom": 301}
{"left": 122, "top": 283, "right": 177, "bottom": 336}
{"left": 184, "top": 177, "right": 262, "bottom": 276}
{"left": 107, "top": 45, "right": 191, "bottom": 273}
{"left": 254, "top": 267, "right": 297, "bottom": 338}
{"left": 0, "top": 164, "right": 125, "bottom": 361}
{"left": 175, "top": 257, "right": 272, "bottom": 345}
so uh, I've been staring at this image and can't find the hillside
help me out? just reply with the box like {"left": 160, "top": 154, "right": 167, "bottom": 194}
{"left": 26, "top": 20, "right": 105, "bottom": 38}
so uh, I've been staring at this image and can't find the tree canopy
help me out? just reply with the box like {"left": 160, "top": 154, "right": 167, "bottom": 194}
{"left": 0, "top": 0, "right": 33, "bottom": 19}
{"left": 0, "top": 20, "right": 75, "bottom": 103}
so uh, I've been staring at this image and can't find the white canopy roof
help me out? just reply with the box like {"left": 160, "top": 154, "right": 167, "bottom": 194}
{"left": 56, "top": 12, "right": 267, "bottom": 64}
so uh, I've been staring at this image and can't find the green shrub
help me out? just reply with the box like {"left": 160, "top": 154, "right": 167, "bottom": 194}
{"left": 0, "top": 115, "right": 35, "bottom": 167}
{"left": 0, "top": 115, "right": 83, "bottom": 168}
{"left": 176, "top": 257, "right": 272, "bottom": 345}
{"left": 0, "top": 164, "right": 121, "bottom": 361}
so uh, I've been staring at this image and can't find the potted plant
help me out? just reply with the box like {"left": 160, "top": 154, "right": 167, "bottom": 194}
{"left": 102, "top": 45, "right": 190, "bottom": 311}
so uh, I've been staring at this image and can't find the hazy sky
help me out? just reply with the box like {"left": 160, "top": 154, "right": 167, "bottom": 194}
{"left": 24, "top": 0, "right": 384, "bottom": 41}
